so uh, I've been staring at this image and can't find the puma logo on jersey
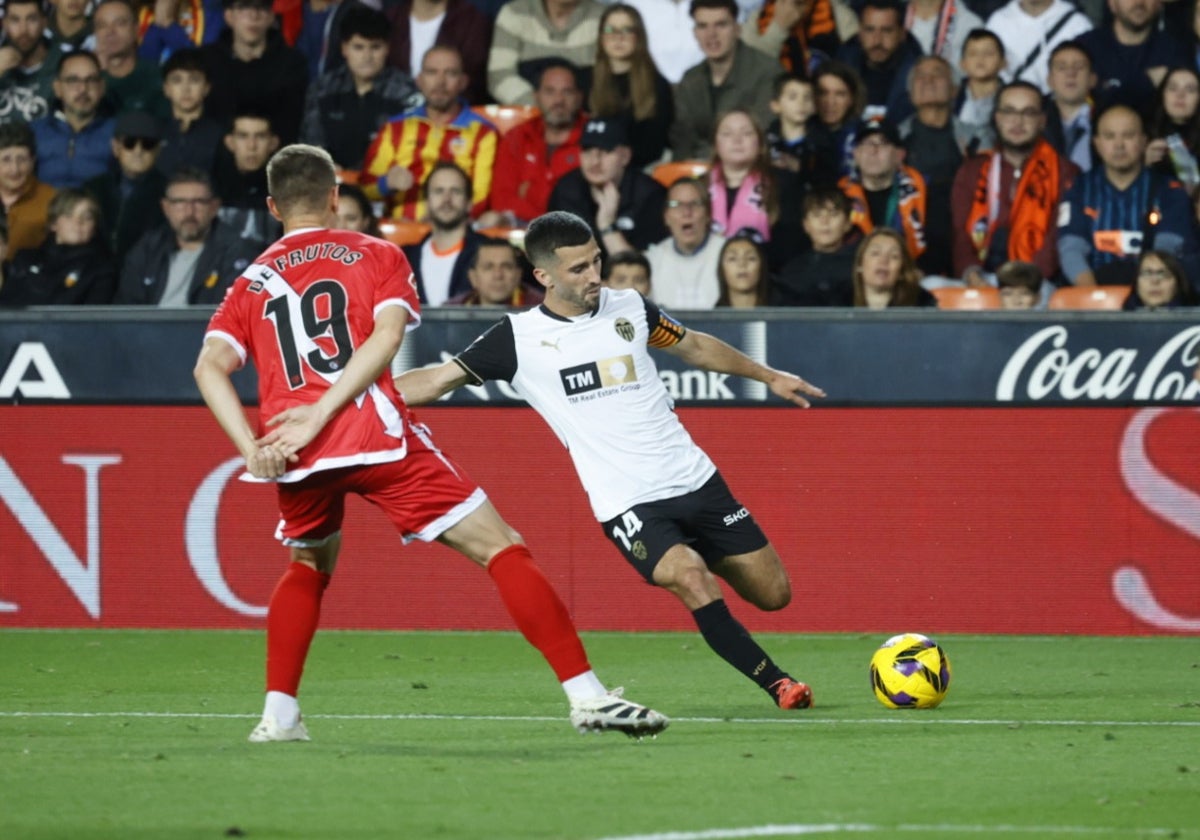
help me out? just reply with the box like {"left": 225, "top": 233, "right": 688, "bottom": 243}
{"left": 541, "top": 338, "right": 561, "bottom": 352}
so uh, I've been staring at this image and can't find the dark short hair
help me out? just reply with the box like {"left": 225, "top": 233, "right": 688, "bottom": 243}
{"left": 162, "top": 48, "right": 209, "bottom": 80}
{"left": 267, "top": 144, "right": 337, "bottom": 215}
{"left": 524, "top": 211, "right": 594, "bottom": 269}
{"left": 229, "top": 108, "right": 277, "bottom": 135}
{"left": 536, "top": 58, "right": 581, "bottom": 90}
{"left": 802, "top": 187, "right": 851, "bottom": 218}
{"left": 422, "top": 161, "right": 471, "bottom": 199}
{"left": 57, "top": 49, "right": 102, "bottom": 78}
{"left": 995, "top": 261, "right": 1042, "bottom": 293}
{"left": 339, "top": 4, "right": 390, "bottom": 43}
{"left": 688, "top": 0, "right": 738, "bottom": 19}
{"left": 1093, "top": 100, "right": 1145, "bottom": 135}
{"left": 772, "top": 72, "right": 810, "bottom": 101}
{"left": 995, "top": 79, "right": 1044, "bottom": 108}
{"left": 860, "top": 0, "right": 904, "bottom": 20}
{"left": 603, "top": 249, "right": 651, "bottom": 280}
{"left": 4, "top": 0, "right": 45, "bottom": 15}
{"left": 1048, "top": 39, "right": 1092, "bottom": 70}
{"left": 961, "top": 27, "right": 1004, "bottom": 58}
{"left": 166, "top": 166, "right": 215, "bottom": 194}
{"left": 469, "top": 237, "right": 518, "bottom": 270}
{"left": 0, "top": 121, "right": 36, "bottom": 155}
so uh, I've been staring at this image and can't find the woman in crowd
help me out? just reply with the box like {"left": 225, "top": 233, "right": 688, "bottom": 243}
{"left": 1145, "top": 66, "right": 1200, "bottom": 196}
{"left": 851, "top": 228, "right": 935, "bottom": 309}
{"left": 0, "top": 190, "right": 117, "bottom": 306}
{"left": 588, "top": 3, "right": 674, "bottom": 168}
{"left": 808, "top": 60, "right": 865, "bottom": 181}
{"left": 1123, "top": 250, "right": 1196, "bottom": 311}
{"left": 716, "top": 233, "right": 771, "bottom": 308}
{"left": 333, "top": 183, "right": 382, "bottom": 238}
{"left": 707, "top": 109, "right": 780, "bottom": 243}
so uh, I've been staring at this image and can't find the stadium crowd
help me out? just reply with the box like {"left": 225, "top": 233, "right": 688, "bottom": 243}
{"left": 0, "top": 0, "right": 1198, "bottom": 311}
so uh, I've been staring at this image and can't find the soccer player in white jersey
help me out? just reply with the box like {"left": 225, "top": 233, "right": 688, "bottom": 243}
{"left": 195, "top": 147, "right": 667, "bottom": 742}
{"left": 395, "top": 211, "right": 826, "bottom": 710}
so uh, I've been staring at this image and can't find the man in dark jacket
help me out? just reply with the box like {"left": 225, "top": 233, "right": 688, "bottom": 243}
{"left": 114, "top": 168, "right": 260, "bottom": 305}
{"left": 85, "top": 109, "right": 167, "bottom": 264}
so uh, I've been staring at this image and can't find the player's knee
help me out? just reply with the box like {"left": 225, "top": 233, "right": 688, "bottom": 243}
{"left": 655, "top": 555, "right": 716, "bottom": 602}
{"left": 758, "top": 580, "right": 791, "bottom": 611}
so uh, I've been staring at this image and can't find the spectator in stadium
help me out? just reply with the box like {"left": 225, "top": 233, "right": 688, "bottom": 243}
{"left": 94, "top": 0, "right": 168, "bottom": 117}
{"left": 1058, "top": 103, "right": 1196, "bottom": 286}
{"left": 767, "top": 72, "right": 837, "bottom": 185}
{"left": 741, "top": 0, "right": 856, "bottom": 77}
{"left": 212, "top": 111, "right": 282, "bottom": 247}
{"left": 361, "top": 46, "right": 497, "bottom": 220}
{"left": 834, "top": 0, "right": 921, "bottom": 123}
{"left": 136, "top": 0, "right": 227, "bottom": 63}
{"left": 47, "top": 0, "right": 95, "bottom": 54}
{"left": 589, "top": 3, "right": 674, "bottom": 168}
{"left": 1077, "top": 0, "right": 1189, "bottom": 108}
{"left": 1123, "top": 249, "right": 1196, "bottom": 309}
{"left": 839, "top": 117, "right": 927, "bottom": 261}
{"left": 669, "top": 0, "right": 780, "bottom": 161}
{"left": 621, "top": 0, "right": 703, "bottom": 84}
{"left": 394, "top": 209, "right": 823, "bottom": 713}
{"left": 602, "top": 247, "right": 652, "bottom": 295}
{"left": 0, "top": 0, "right": 62, "bottom": 125}
{"left": 984, "top": 0, "right": 1092, "bottom": 93}
{"left": 197, "top": 147, "right": 666, "bottom": 744}
{"left": 715, "top": 232, "right": 771, "bottom": 307}
{"left": 644, "top": 176, "right": 725, "bottom": 309}
{"left": 334, "top": 182, "right": 382, "bottom": 237}
{"left": 484, "top": 60, "right": 587, "bottom": 227}
{"left": 488, "top": 0, "right": 604, "bottom": 105}
{"left": 85, "top": 110, "right": 168, "bottom": 264}
{"left": 115, "top": 167, "right": 260, "bottom": 305}
{"left": 403, "top": 161, "right": 484, "bottom": 305}
{"left": 290, "top": 0, "right": 371, "bottom": 81}
{"left": 708, "top": 109, "right": 785, "bottom": 245}
{"left": 156, "top": 49, "right": 224, "bottom": 178}
{"left": 0, "top": 189, "right": 116, "bottom": 306}
{"left": 851, "top": 227, "right": 935, "bottom": 307}
{"left": 385, "top": 0, "right": 493, "bottom": 105}
{"left": 808, "top": 60, "right": 866, "bottom": 180}
{"left": 905, "top": 0, "right": 982, "bottom": 80}
{"left": 201, "top": 0, "right": 308, "bottom": 145}
{"left": 1144, "top": 67, "right": 1200, "bottom": 197}
{"left": 955, "top": 28, "right": 1004, "bottom": 141}
{"left": 1042, "top": 40, "right": 1096, "bottom": 173}
{"left": 445, "top": 237, "right": 545, "bottom": 306}
{"left": 547, "top": 115, "right": 667, "bottom": 253}
{"left": 995, "top": 259, "right": 1043, "bottom": 308}
{"left": 300, "top": 5, "right": 423, "bottom": 171}
{"left": 0, "top": 121, "right": 55, "bottom": 256}
{"left": 31, "top": 51, "right": 117, "bottom": 189}
{"left": 952, "top": 81, "right": 1077, "bottom": 285}
{"left": 773, "top": 186, "right": 856, "bottom": 306}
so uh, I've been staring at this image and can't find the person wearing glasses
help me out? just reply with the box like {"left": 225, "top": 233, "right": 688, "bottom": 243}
{"left": 114, "top": 167, "right": 260, "bottom": 305}
{"left": 85, "top": 110, "right": 168, "bottom": 264}
{"left": 31, "top": 51, "right": 116, "bottom": 188}
{"left": 644, "top": 176, "right": 725, "bottom": 309}
{"left": 951, "top": 80, "right": 1078, "bottom": 288}
{"left": 838, "top": 117, "right": 927, "bottom": 261}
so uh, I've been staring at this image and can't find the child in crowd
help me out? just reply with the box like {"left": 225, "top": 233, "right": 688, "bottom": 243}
{"left": 709, "top": 109, "right": 779, "bottom": 243}
{"left": 773, "top": 187, "right": 856, "bottom": 306}
{"left": 766, "top": 73, "right": 820, "bottom": 180}
{"left": 956, "top": 29, "right": 1005, "bottom": 147}
{"left": 995, "top": 261, "right": 1042, "bottom": 310}
{"left": 716, "top": 233, "right": 771, "bottom": 308}
{"left": 602, "top": 250, "right": 652, "bottom": 297}
{"left": 156, "top": 48, "right": 224, "bottom": 178}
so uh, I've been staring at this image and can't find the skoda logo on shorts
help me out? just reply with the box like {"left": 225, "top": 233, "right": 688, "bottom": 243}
{"left": 632, "top": 540, "right": 647, "bottom": 561}
{"left": 614, "top": 317, "right": 635, "bottom": 342}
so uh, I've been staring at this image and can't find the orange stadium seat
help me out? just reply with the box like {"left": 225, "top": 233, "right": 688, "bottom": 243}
{"left": 335, "top": 168, "right": 360, "bottom": 185}
{"left": 378, "top": 220, "right": 431, "bottom": 247}
{"left": 476, "top": 225, "right": 526, "bottom": 247}
{"left": 651, "top": 160, "right": 710, "bottom": 187}
{"left": 471, "top": 104, "right": 539, "bottom": 135}
{"left": 1048, "top": 285, "right": 1131, "bottom": 310}
{"left": 931, "top": 286, "right": 1002, "bottom": 310}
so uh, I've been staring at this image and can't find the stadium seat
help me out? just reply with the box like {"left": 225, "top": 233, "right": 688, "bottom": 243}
{"left": 378, "top": 220, "right": 431, "bottom": 247}
{"left": 931, "top": 286, "right": 1002, "bottom": 310}
{"left": 1047, "top": 285, "right": 1131, "bottom": 310}
{"left": 335, "top": 169, "right": 360, "bottom": 185}
{"left": 651, "top": 160, "right": 710, "bottom": 187}
{"left": 471, "top": 104, "right": 539, "bottom": 135}
{"left": 476, "top": 225, "right": 526, "bottom": 247}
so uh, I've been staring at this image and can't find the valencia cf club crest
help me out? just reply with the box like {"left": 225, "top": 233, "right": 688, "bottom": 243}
{"left": 614, "top": 317, "right": 634, "bottom": 342}
{"left": 632, "top": 541, "right": 647, "bottom": 561}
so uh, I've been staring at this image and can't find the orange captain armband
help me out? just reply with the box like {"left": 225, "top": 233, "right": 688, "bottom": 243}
{"left": 648, "top": 311, "right": 686, "bottom": 349}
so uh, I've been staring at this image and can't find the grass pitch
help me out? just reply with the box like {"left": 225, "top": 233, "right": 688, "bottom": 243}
{"left": 0, "top": 631, "right": 1196, "bottom": 840}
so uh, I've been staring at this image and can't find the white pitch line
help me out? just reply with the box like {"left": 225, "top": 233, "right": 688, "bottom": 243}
{"left": 0, "top": 711, "right": 1196, "bottom": 727}
{"left": 591, "top": 824, "right": 1180, "bottom": 840}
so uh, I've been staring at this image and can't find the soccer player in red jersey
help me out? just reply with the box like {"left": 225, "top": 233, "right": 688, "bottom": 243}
{"left": 194, "top": 144, "right": 667, "bottom": 742}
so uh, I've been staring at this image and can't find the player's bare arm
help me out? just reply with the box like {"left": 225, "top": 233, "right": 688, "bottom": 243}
{"left": 258, "top": 306, "right": 409, "bottom": 459}
{"left": 194, "top": 337, "right": 290, "bottom": 479}
{"left": 663, "top": 329, "right": 826, "bottom": 408}
{"left": 393, "top": 360, "right": 473, "bottom": 406}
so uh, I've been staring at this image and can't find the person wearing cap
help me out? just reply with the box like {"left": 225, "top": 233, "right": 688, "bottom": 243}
{"left": 94, "top": 0, "right": 169, "bottom": 118}
{"left": 31, "top": 51, "right": 117, "bottom": 189}
{"left": 837, "top": 117, "right": 927, "bottom": 260}
{"left": 200, "top": 0, "right": 308, "bottom": 144}
{"left": 85, "top": 109, "right": 169, "bottom": 264}
{"left": 547, "top": 115, "right": 667, "bottom": 253}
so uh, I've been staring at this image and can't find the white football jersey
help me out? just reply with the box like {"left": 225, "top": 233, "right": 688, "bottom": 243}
{"left": 455, "top": 288, "right": 716, "bottom": 521}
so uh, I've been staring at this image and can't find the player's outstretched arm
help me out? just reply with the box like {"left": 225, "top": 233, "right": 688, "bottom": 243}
{"left": 393, "top": 360, "right": 473, "bottom": 406}
{"left": 663, "top": 329, "right": 826, "bottom": 408}
{"left": 259, "top": 306, "right": 409, "bottom": 460}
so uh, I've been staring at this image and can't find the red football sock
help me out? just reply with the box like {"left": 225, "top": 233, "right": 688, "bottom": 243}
{"left": 265, "top": 562, "right": 331, "bottom": 696}
{"left": 487, "top": 544, "right": 591, "bottom": 682}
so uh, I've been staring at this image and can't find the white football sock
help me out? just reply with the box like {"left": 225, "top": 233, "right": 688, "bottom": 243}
{"left": 264, "top": 691, "right": 300, "bottom": 729}
{"left": 561, "top": 670, "right": 607, "bottom": 701}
